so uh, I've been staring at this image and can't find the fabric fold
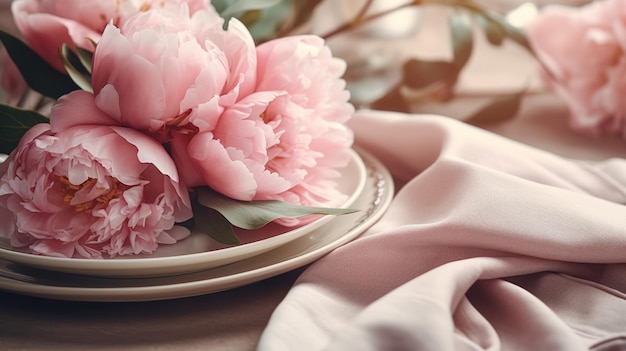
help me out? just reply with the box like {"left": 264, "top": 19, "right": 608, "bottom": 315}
{"left": 258, "top": 110, "right": 626, "bottom": 351}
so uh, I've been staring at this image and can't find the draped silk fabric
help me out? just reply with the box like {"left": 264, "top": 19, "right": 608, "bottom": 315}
{"left": 258, "top": 110, "right": 626, "bottom": 350}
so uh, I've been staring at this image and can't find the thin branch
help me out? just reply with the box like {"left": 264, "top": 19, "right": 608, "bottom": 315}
{"left": 353, "top": 0, "right": 375, "bottom": 26}
{"left": 321, "top": 1, "right": 420, "bottom": 40}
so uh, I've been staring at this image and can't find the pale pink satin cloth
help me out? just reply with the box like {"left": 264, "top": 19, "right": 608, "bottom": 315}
{"left": 258, "top": 109, "right": 626, "bottom": 350}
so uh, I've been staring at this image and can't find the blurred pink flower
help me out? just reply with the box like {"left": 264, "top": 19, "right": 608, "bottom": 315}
{"left": 0, "top": 124, "right": 192, "bottom": 258}
{"left": 526, "top": 0, "right": 626, "bottom": 137}
{"left": 11, "top": 0, "right": 210, "bottom": 72}
{"left": 50, "top": 5, "right": 257, "bottom": 137}
{"left": 177, "top": 35, "right": 354, "bottom": 208}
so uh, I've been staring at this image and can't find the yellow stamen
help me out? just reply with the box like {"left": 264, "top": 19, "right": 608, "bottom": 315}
{"left": 57, "top": 176, "right": 128, "bottom": 213}
{"left": 154, "top": 109, "right": 198, "bottom": 142}
{"left": 139, "top": 2, "right": 152, "bottom": 12}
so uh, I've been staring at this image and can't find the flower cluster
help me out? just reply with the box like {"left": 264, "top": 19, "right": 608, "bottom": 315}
{"left": 0, "top": 0, "right": 354, "bottom": 258}
{"left": 526, "top": 0, "right": 626, "bottom": 137}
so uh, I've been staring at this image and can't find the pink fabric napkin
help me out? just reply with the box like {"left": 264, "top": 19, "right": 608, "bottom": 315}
{"left": 257, "top": 110, "right": 626, "bottom": 350}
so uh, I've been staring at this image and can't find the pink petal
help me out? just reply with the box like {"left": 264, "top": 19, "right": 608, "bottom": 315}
{"left": 187, "top": 132, "right": 257, "bottom": 200}
{"left": 92, "top": 24, "right": 167, "bottom": 128}
{"left": 111, "top": 127, "right": 179, "bottom": 182}
{"left": 50, "top": 91, "right": 119, "bottom": 132}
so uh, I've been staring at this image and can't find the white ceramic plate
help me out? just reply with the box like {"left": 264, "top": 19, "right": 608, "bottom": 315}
{"left": 0, "top": 149, "right": 393, "bottom": 302}
{"left": 0, "top": 149, "right": 367, "bottom": 277}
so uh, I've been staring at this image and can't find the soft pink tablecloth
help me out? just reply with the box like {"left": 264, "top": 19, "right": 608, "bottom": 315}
{"left": 258, "top": 109, "right": 626, "bottom": 350}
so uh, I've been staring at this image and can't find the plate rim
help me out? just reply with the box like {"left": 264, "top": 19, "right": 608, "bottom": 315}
{"left": 0, "top": 148, "right": 394, "bottom": 302}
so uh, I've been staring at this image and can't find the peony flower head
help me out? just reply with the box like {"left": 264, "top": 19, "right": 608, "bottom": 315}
{"left": 0, "top": 123, "right": 192, "bottom": 258}
{"left": 176, "top": 35, "right": 355, "bottom": 211}
{"left": 11, "top": 0, "right": 211, "bottom": 72}
{"left": 49, "top": 4, "right": 257, "bottom": 139}
{"left": 526, "top": 0, "right": 626, "bottom": 137}
{"left": 47, "top": 6, "right": 354, "bottom": 226}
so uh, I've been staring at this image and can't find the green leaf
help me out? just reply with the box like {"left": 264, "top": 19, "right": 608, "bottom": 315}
{"left": 0, "top": 29, "right": 79, "bottom": 99}
{"left": 464, "top": 91, "right": 525, "bottom": 125}
{"left": 60, "top": 44, "right": 93, "bottom": 92}
{"left": 402, "top": 12, "right": 474, "bottom": 93}
{"left": 75, "top": 45, "right": 94, "bottom": 75}
{"left": 402, "top": 59, "right": 457, "bottom": 90}
{"left": 273, "top": 0, "right": 323, "bottom": 35}
{"left": 196, "top": 187, "right": 359, "bottom": 230}
{"left": 370, "top": 84, "right": 411, "bottom": 113}
{"left": 0, "top": 104, "right": 49, "bottom": 154}
{"left": 480, "top": 10, "right": 533, "bottom": 52}
{"left": 449, "top": 10, "right": 474, "bottom": 71}
{"left": 245, "top": 0, "right": 293, "bottom": 42}
{"left": 219, "top": 0, "right": 283, "bottom": 19}
{"left": 238, "top": 9, "right": 262, "bottom": 28}
{"left": 193, "top": 203, "right": 241, "bottom": 245}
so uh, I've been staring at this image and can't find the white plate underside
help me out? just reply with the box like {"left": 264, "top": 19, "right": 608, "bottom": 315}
{"left": 0, "top": 149, "right": 393, "bottom": 302}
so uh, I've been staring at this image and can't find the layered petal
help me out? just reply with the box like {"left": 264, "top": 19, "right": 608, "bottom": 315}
{"left": 177, "top": 35, "right": 355, "bottom": 214}
{"left": 10, "top": 0, "right": 212, "bottom": 72}
{"left": 0, "top": 124, "right": 192, "bottom": 258}
{"left": 254, "top": 35, "right": 354, "bottom": 207}
{"left": 49, "top": 90, "right": 120, "bottom": 131}
{"left": 74, "top": 5, "right": 253, "bottom": 139}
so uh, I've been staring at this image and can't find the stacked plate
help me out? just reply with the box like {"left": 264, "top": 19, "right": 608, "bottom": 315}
{"left": 0, "top": 149, "right": 393, "bottom": 302}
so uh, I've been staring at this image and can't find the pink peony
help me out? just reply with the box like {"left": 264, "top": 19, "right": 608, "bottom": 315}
{"left": 11, "top": 0, "right": 210, "bottom": 72}
{"left": 526, "top": 0, "right": 626, "bottom": 137}
{"left": 0, "top": 124, "right": 193, "bottom": 258}
{"left": 49, "top": 7, "right": 354, "bottom": 216}
{"left": 50, "top": 5, "right": 257, "bottom": 138}
{"left": 176, "top": 35, "right": 354, "bottom": 208}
